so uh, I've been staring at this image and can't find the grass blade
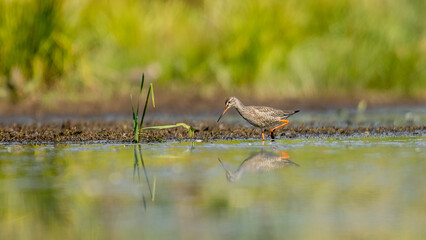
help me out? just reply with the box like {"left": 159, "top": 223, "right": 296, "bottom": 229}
{"left": 140, "top": 73, "right": 145, "bottom": 93}
{"left": 139, "top": 83, "right": 152, "bottom": 130}
{"left": 142, "top": 124, "right": 182, "bottom": 130}
{"left": 136, "top": 74, "right": 145, "bottom": 116}
{"left": 131, "top": 74, "right": 145, "bottom": 142}
{"left": 131, "top": 95, "right": 136, "bottom": 121}
{"left": 176, "top": 123, "right": 195, "bottom": 137}
{"left": 150, "top": 83, "right": 155, "bottom": 108}
{"left": 131, "top": 95, "right": 139, "bottom": 142}
{"left": 142, "top": 123, "right": 195, "bottom": 137}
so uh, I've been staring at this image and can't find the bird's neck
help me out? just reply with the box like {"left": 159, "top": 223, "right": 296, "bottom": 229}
{"left": 234, "top": 99, "right": 245, "bottom": 110}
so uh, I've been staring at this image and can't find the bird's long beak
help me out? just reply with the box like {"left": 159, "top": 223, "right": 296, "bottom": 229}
{"left": 217, "top": 106, "right": 230, "bottom": 122}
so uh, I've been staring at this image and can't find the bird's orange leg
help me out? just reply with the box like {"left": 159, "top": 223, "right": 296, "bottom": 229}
{"left": 279, "top": 151, "right": 290, "bottom": 159}
{"left": 270, "top": 120, "right": 290, "bottom": 137}
{"left": 261, "top": 132, "right": 265, "bottom": 140}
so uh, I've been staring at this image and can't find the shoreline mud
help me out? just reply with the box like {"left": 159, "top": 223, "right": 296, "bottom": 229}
{"left": 0, "top": 121, "right": 424, "bottom": 144}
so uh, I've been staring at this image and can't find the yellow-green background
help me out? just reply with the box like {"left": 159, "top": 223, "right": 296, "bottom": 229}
{"left": 0, "top": 0, "right": 425, "bottom": 103}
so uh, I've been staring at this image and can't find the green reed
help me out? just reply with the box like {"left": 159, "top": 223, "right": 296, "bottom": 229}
{"left": 131, "top": 73, "right": 155, "bottom": 142}
{"left": 131, "top": 73, "right": 195, "bottom": 142}
{"left": 142, "top": 123, "right": 196, "bottom": 138}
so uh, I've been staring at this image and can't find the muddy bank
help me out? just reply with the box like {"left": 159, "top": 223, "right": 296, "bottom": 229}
{"left": 0, "top": 121, "right": 424, "bottom": 144}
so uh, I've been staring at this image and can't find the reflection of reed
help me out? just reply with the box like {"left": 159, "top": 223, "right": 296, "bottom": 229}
{"left": 218, "top": 151, "right": 298, "bottom": 182}
{"left": 133, "top": 145, "right": 155, "bottom": 209}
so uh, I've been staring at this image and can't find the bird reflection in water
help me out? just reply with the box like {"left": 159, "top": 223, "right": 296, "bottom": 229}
{"left": 218, "top": 150, "right": 298, "bottom": 182}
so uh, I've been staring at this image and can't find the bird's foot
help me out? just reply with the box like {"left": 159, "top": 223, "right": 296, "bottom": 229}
{"left": 270, "top": 131, "right": 275, "bottom": 140}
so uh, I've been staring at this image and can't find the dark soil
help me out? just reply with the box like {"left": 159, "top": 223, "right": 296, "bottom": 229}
{"left": 0, "top": 121, "right": 424, "bottom": 144}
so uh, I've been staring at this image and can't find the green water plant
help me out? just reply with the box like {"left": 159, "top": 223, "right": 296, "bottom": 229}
{"left": 131, "top": 73, "right": 196, "bottom": 142}
{"left": 142, "top": 123, "right": 196, "bottom": 138}
{"left": 131, "top": 73, "right": 155, "bottom": 142}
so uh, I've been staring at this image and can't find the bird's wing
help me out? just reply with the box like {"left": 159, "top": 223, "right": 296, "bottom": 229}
{"left": 252, "top": 106, "right": 286, "bottom": 117}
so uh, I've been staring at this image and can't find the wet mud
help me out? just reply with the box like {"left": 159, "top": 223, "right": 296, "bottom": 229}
{"left": 0, "top": 121, "right": 424, "bottom": 144}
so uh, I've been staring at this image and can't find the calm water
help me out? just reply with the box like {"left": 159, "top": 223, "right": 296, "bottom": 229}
{"left": 0, "top": 137, "right": 425, "bottom": 239}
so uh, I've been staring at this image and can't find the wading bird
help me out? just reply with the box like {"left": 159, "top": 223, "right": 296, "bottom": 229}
{"left": 217, "top": 97, "right": 299, "bottom": 140}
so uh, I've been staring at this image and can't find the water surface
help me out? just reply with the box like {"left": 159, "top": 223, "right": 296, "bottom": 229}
{"left": 0, "top": 137, "right": 425, "bottom": 239}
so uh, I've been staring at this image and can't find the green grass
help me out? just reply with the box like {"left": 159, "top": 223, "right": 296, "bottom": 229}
{"left": 142, "top": 123, "right": 195, "bottom": 138}
{"left": 1, "top": 0, "right": 425, "bottom": 101}
{"left": 131, "top": 74, "right": 154, "bottom": 142}
{"left": 131, "top": 73, "right": 195, "bottom": 142}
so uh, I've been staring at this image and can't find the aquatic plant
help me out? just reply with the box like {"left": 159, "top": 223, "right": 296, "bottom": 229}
{"left": 142, "top": 123, "right": 195, "bottom": 138}
{"left": 131, "top": 73, "right": 195, "bottom": 142}
{"left": 131, "top": 73, "right": 155, "bottom": 142}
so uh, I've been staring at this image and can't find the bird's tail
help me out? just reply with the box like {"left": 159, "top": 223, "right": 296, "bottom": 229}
{"left": 286, "top": 110, "right": 300, "bottom": 118}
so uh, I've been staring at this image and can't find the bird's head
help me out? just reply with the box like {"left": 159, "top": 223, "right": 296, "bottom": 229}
{"left": 225, "top": 96, "right": 238, "bottom": 108}
{"left": 217, "top": 96, "right": 238, "bottom": 122}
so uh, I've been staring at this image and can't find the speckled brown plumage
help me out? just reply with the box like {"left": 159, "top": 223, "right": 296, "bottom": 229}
{"left": 217, "top": 96, "right": 299, "bottom": 140}
{"left": 218, "top": 151, "right": 298, "bottom": 182}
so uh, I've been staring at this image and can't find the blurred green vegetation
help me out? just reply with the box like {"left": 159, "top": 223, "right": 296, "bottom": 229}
{"left": 0, "top": 0, "right": 425, "bottom": 102}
